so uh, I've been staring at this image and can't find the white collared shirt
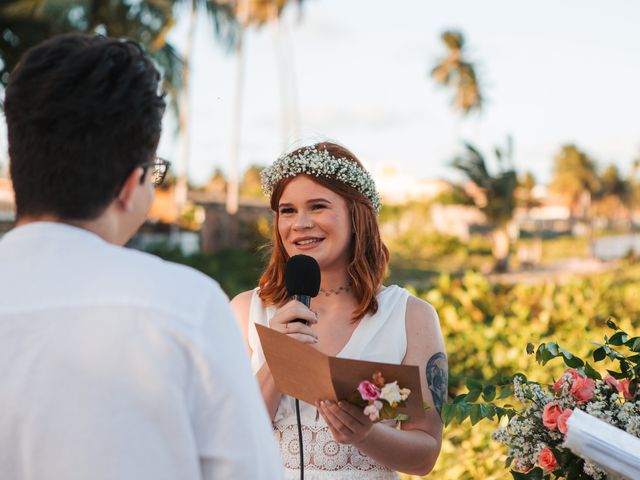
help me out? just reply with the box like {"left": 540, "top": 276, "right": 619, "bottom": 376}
{"left": 0, "top": 222, "right": 282, "bottom": 480}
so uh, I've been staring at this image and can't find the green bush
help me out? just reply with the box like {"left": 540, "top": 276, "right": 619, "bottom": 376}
{"left": 408, "top": 262, "right": 640, "bottom": 479}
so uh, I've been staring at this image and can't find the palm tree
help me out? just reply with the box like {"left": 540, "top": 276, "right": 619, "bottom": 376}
{"left": 0, "top": 1, "right": 236, "bottom": 219}
{"left": 170, "top": 0, "right": 236, "bottom": 217}
{"left": 595, "top": 164, "right": 632, "bottom": 227}
{"left": 452, "top": 139, "right": 517, "bottom": 272}
{"left": 549, "top": 145, "right": 599, "bottom": 218}
{"left": 431, "top": 30, "right": 482, "bottom": 116}
{"left": 0, "top": 1, "right": 236, "bottom": 98}
{"left": 226, "top": 0, "right": 304, "bottom": 215}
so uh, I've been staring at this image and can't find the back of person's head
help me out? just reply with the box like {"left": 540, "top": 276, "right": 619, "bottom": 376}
{"left": 4, "top": 34, "right": 166, "bottom": 221}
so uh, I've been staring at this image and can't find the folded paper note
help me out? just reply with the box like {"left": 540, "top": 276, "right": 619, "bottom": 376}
{"left": 255, "top": 324, "right": 426, "bottom": 420}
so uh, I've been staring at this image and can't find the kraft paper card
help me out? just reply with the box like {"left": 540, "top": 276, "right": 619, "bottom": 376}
{"left": 255, "top": 324, "right": 426, "bottom": 420}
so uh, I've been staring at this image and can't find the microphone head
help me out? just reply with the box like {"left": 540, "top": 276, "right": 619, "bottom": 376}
{"left": 284, "top": 255, "right": 321, "bottom": 297}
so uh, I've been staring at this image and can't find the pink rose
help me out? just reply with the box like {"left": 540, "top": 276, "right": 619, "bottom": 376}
{"left": 358, "top": 380, "right": 380, "bottom": 401}
{"left": 570, "top": 376, "right": 595, "bottom": 403}
{"left": 553, "top": 368, "right": 581, "bottom": 393}
{"left": 619, "top": 379, "right": 633, "bottom": 401}
{"left": 603, "top": 374, "right": 621, "bottom": 391}
{"left": 542, "top": 401, "right": 563, "bottom": 430}
{"left": 538, "top": 447, "right": 559, "bottom": 471}
{"left": 557, "top": 409, "right": 572, "bottom": 435}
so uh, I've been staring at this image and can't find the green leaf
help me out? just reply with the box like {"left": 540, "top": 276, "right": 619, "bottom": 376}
{"left": 632, "top": 338, "right": 640, "bottom": 352}
{"left": 465, "top": 389, "right": 481, "bottom": 403}
{"left": 453, "top": 394, "right": 467, "bottom": 404}
{"left": 563, "top": 355, "right": 584, "bottom": 368}
{"left": 607, "top": 369, "right": 627, "bottom": 380}
{"left": 455, "top": 403, "right": 469, "bottom": 424}
{"left": 479, "top": 403, "right": 493, "bottom": 420}
{"left": 620, "top": 361, "right": 630, "bottom": 376}
{"left": 511, "top": 467, "right": 544, "bottom": 479}
{"left": 593, "top": 347, "right": 606, "bottom": 362}
{"left": 583, "top": 362, "right": 602, "bottom": 380}
{"left": 498, "top": 386, "right": 513, "bottom": 399}
{"left": 483, "top": 385, "right": 497, "bottom": 402}
{"left": 609, "top": 331, "right": 629, "bottom": 346}
{"left": 423, "top": 401, "right": 431, "bottom": 410}
{"left": 561, "top": 349, "right": 584, "bottom": 368}
{"left": 393, "top": 413, "right": 410, "bottom": 422}
{"left": 606, "top": 318, "right": 619, "bottom": 330}
{"left": 441, "top": 403, "right": 456, "bottom": 426}
{"left": 469, "top": 403, "right": 483, "bottom": 425}
{"left": 347, "top": 390, "right": 367, "bottom": 408}
{"left": 466, "top": 378, "right": 483, "bottom": 391}
{"left": 535, "top": 344, "right": 545, "bottom": 364}
{"left": 546, "top": 342, "right": 559, "bottom": 356}
{"left": 526, "top": 343, "right": 535, "bottom": 355}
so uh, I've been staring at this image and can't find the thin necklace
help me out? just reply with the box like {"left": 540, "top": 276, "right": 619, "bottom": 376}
{"left": 319, "top": 284, "right": 352, "bottom": 297}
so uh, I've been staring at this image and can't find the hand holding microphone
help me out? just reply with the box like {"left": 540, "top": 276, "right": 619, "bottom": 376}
{"left": 269, "top": 255, "right": 321, "bottom": 344}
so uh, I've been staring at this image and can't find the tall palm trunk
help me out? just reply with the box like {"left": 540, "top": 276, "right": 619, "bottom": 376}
{"left": 226, "top": 0, "right": 250, "bottom": 215}
{"left": 271, "top": 8, "right": 289, "bottom": 150}
{"left": 176, "top": 2, "right": 197, "bottom": 217}
{"left": 491, "top": 226, "right": 510, "bottom": 272}
{"left": 271, "top": 5, "right": 300, "bottom": 149}
{"left": 225, "top": 25, "right": 245, "bottom": 215}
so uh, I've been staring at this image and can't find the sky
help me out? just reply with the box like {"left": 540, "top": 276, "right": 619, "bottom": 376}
{"left": 1, "top": 0, "right": 639, "bottom": 188}
{"left": 156, "top": 0, "right": 640, "bottom": 188}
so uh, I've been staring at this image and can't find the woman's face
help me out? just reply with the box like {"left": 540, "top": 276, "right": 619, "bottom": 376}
{"left": 277, "top": 175, "right": 353, "bottom": 271}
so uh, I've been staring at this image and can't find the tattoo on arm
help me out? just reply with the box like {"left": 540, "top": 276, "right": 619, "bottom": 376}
{"left": 426, "top": 352, "right": 448, "bottom": 417}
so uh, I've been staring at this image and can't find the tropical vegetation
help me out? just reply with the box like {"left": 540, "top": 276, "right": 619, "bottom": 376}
{"left": 431, "top": 30, "right": 483, "bottom": 115}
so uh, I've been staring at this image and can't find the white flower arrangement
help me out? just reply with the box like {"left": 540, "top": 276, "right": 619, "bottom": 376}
{"left": 260, "top": 146, "right": 382, "bottom": 213}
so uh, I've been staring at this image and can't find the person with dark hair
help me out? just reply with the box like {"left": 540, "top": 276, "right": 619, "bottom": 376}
{"left": 0, "top": 34, "right": 282, "bottom": 480}
{"left": 231, "top": 142, "right": 446, "bottom": 479}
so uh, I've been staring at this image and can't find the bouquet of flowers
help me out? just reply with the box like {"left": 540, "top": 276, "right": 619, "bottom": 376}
{"left": 348, "top": 371, "right": 412, "bottom": 422}
{"left": 444, "top": 319, "right": 640, "bottom": 479}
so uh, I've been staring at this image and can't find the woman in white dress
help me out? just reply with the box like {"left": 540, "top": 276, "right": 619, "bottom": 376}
{"left": 232, "top": 142, "right": 446, "bottom": 479}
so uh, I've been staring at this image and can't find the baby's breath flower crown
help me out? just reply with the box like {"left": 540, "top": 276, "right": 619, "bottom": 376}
{"left": 260, "top": 146, "right": 382, "bottom": 213}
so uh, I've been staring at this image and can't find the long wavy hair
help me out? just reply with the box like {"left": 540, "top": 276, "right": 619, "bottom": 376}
{"left": 258, "top": 142, "right": 389, "bottom": 320}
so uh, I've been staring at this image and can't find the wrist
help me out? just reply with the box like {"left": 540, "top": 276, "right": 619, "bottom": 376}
{"left": 352, "top": 422, "right": 379, "bottom": 450}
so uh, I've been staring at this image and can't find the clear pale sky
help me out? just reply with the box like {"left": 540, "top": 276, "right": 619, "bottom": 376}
{"left": 159, "top": 0, "right": 640, "bottom": 187}
{"left": 1, "top": 0, "right": 638, "bottom": 188}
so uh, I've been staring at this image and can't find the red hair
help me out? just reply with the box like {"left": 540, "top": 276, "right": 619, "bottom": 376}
{"left": 258, "top": 142, "right": 389, "bottom": 320}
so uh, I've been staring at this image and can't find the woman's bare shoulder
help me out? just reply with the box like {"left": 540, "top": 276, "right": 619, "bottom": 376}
{"left": 230, "top": 289, "right": 257, "bottom": 327}
{"left": 405, "top": 294, "right": 439, "bottom": 332}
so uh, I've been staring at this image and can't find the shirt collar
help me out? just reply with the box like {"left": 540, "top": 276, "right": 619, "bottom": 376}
{"left": 1, "top": 221, "right": 107, "bottom": 246}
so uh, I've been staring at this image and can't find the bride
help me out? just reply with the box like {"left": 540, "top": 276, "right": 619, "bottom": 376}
{"left": 232, "top": 142, "right": 447, "bottom": 479}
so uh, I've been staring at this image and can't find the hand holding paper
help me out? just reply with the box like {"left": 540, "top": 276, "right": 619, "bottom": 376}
{"left": 255, "top": 324, "right": 427, "bottom": 421}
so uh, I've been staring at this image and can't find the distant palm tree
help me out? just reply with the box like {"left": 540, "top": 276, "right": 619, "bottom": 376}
{"left": 595, "top": 164, "right": 632, "bottom": 227}
{"left": 550, "top": 145, "right": 599, "bottom": 218}
{"left": 452, "top": 139, "right": 517, "bottom": 271}
{"left": 171, "top": 0, "right": 237, "bottom": 215}
{"left": 431, "top": 30, "right": 482, "bottom": 116}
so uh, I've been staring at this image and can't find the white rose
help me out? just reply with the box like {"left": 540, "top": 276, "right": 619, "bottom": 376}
{"left": 380, "top": 381, "right": 402, "bottom": 404}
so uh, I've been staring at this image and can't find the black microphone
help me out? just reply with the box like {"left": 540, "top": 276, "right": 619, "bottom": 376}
{"left": 284, "top": 254, "right": 321, "bottom": 325}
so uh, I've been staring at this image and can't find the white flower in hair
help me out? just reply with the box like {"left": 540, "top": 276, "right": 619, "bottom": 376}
{"left": 260, "top": 145, "right": 382, "bottom": 213}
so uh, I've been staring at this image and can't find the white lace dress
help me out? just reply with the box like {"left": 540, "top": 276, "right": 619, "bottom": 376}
{"left": 247, "top": 285, "right": 410, "bottom": 480}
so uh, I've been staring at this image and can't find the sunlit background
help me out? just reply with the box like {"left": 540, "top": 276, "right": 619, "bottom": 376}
{"left": 1, "top": 2, "right": 640, "bottom": 479}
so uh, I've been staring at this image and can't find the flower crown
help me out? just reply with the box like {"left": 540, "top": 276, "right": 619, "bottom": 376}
{"left": 260, "top": 146, "right": 382, "bottom": 213}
